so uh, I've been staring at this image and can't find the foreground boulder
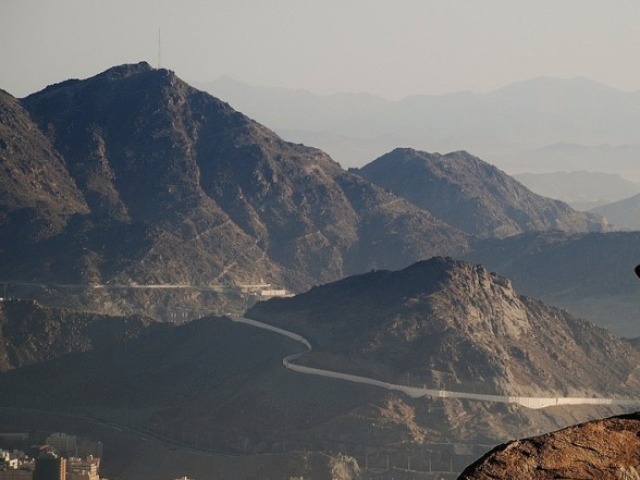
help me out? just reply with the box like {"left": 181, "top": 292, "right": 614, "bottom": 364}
{"left": 458, "top": 412, "right": 640, "bottom": 479}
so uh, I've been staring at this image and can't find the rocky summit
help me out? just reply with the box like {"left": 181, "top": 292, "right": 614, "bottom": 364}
{"left": 354, "top": 148, "right": 607, "bottom": 238}
{"left": 458, "top": 412, "right": 640, "bottom": 479}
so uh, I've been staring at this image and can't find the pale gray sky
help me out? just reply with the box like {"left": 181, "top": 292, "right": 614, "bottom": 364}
{"left": 1, "top": 0, "right": 639, "bottom": 99}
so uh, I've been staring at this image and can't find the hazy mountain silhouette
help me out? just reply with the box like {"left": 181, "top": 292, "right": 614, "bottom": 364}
{"left": 197, "top": 76, "right": 640, "bottom": 175}
{"left": 591, "top": 194, "right": 640, "bottom": 230}
{"left": 514, "top": 170, "right": 640, "bottom": 210}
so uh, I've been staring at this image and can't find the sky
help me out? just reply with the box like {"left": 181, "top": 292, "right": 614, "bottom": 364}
{"left": 1, "top": 0, "right": 640, "bottom": 99}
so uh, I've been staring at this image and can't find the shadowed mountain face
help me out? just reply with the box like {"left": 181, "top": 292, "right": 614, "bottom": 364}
{"left": 0, "top": 299, "right": 153, "bottom": 371}
{"left": 466, "top": 232, "right": 640, "bottom": 299}
{"left": 4, "top": 62, "right": 467, "bottom": 295}
{"left": 248, "top": 257, "right": 640, "bottom": 399}
{"left": 0, "top": 89, "right": 88, "bottom": 244}
{"left": 458, "top": 412, "right": 640, "bottom": 480}
{"left": 354, "top": 148, "right": 607, "bottom": 239}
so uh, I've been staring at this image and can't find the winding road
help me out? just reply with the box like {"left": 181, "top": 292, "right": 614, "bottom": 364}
{"left": 230, "top": 316, "right": 640, "bottom": 410}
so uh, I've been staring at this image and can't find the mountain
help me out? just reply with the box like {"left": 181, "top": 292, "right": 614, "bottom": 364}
{"left": 464, "top": 231, "right": 640, "bottom": 337}
{"left": 591, "top": 194, "right": 640, "bottom": 230}
{"left": 0, "top": 62, "right": 470, "bottom": 315}
{"left": 0, "top": 298, "right": 153, "bottom": 371}
{"left": 353, "top": 148, "right": 606, "bottom": 238}
{"left": 195, "top": 76, "right": 640, "bottom": 171}
{"left": 514, "top": 171, "right": 640, "bottom": 210}
{"left": 248, "top": 257, "right": 640, "bottom": 398}
{"left": 459, "top": 412, "right": 640, "bottom": 479}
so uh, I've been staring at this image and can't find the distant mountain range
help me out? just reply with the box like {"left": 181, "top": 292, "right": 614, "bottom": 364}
{"left": 195, "top": 76, "right": 640, "bottom": 184}
{"left": 514, "top": 171, "right": 640, "bottom": 211}
{"left": 3, "top": 63, "right": 640, "bottom": 480}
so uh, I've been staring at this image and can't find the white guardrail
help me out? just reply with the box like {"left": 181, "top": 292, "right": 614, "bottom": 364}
{"left": 230, "top": 317, "right": 640, "bottom": 410}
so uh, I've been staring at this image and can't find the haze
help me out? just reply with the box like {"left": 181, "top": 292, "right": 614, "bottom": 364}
{"left": 2, "top": 0, "right": 640, "bottom": 99}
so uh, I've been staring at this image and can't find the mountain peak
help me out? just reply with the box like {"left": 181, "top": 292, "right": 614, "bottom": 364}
{"left": 355, "top": 148, "right": 607, "bottom": 238}
{"left": 95, "top": 61, "right": 156, "bottom": 80}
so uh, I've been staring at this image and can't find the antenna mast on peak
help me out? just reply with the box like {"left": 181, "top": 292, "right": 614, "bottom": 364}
{"left": 158, "top": 28, "right": 162, "bottom": 69}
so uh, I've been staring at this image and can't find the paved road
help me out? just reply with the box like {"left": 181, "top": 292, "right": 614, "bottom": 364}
{"left": 230, "top": 316, "right": 640, "bottom": 410}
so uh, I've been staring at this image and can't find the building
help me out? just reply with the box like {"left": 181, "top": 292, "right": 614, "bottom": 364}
{"left": 33, "top": 456, "right": 65, "bottom": 480}
{"left": 44, "top": 435, "right": 102, "bottom": 459}
{"left": 66, "top": 457, "right": 99, "bottom": 480}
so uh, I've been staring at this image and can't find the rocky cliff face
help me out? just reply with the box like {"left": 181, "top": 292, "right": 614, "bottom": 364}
{"left": 458, "top": 412, "right": 640, "bottom": 479}
{"left": 354, "top": 148, "right": 607, "bottom": 238}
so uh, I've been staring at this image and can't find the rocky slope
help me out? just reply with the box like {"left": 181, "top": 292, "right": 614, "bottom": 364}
{"left": 354, "top": 148, "right": 607, "bottom": 238}
{"left": 0, "top": 89, "right": 88, "bottom": 245}
{"left": 1, "top": 63, "right": 467, "bottom": 303}
{"left": 0, "top": 299, "right": 153, "bottom": 371}
{"left": 458, "top": 412, "right": 640, "bottom": 479}
{"left": 248, "top": 257, "right": 640, "bottom": 398}
{"left": 464, "top": 231, "right": 640, "bottom": 336}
